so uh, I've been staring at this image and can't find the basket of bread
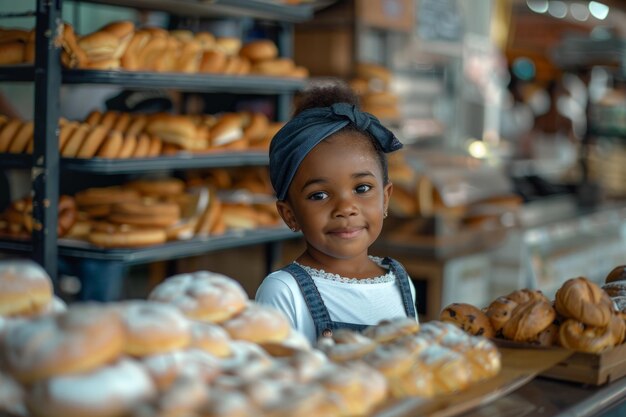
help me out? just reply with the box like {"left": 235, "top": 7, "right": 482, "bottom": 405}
{"left": 439, "top": 265, "right": 626, "bottom": 385}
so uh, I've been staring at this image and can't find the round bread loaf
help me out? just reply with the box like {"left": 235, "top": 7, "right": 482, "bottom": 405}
{"left": 148, "top": 271, "right": 248, "bottom": 323}
{"left": 0, "top": 260, "right": 53, "bottom": 317}
{"left": 440, "top": 303, "right": 495, "bottom": 338}
{"left": 555, "top": 277, "right": 614, "bottom": 327}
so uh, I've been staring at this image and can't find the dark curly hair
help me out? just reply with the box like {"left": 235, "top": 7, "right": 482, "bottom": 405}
{"left": 293, "top": 81, "right": 390, "bottom": 185}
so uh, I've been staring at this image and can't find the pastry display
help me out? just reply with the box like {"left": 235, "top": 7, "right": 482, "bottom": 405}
{"left": 0, "top": 263, "right": 504, "bottom": 417}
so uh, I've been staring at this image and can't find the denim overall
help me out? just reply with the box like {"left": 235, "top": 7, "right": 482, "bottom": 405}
{"left": 280, "top": 257, "right": 417, "bottom": 339}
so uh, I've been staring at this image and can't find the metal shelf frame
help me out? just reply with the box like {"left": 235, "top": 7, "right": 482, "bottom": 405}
{"left": 0, "top": 228, "right": 298, "bottom": 266}
{"left": 71, "top": 0, "right": 314, "bottom": 22}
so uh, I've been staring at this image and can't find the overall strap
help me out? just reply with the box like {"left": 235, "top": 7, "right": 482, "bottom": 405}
{"left": 382, "top": 257, "right": 417, "bottom": 318}
{"left": 280, "top": 263, "right": 333, "bottom": 338}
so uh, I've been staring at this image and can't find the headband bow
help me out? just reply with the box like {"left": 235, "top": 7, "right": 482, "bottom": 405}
{"left": 269, "top": 102, "right": 402, "bottom": 201}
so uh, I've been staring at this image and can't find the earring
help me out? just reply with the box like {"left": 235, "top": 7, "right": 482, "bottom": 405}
{"left": 290, "top": 226, "right": 297, "bottom": 232}
{"left": 383, "top": 210, "right": 388, "bottom": 219}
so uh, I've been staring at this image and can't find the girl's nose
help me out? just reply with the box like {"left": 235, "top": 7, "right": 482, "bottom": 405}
{"left": 333, "top": 194, "right": 358, "bottom": 217}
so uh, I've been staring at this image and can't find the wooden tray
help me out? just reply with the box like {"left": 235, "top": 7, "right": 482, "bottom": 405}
{"left": 372, "top": 347, "right": 572, "bottom": 417}
{"left": 493, "top": 339, "right": 626, "bottom": 386}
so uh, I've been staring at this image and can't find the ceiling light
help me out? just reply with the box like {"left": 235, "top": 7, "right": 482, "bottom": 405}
{"left": 589, "top": 1, "right": 609, "bottom": 19}
{"left": 548, "top": 1, "right": 568, "bottom": 18}
{"left": 570, "top": 3, "right": 590, "bottom": 21}
{"left": 526, "top": 0, "right": 549, "bottom": 13}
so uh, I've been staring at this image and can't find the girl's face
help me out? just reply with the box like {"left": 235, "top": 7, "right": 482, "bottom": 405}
{"left": 277, "top": 132, "right": 392, "bottom": 263}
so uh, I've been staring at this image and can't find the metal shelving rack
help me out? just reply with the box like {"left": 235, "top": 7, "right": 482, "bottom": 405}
{"left": 0, "top": 0, "right": 314, "bottom": 279}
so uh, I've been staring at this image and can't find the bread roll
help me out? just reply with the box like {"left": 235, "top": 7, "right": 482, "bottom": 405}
{"left": 0, "top": 41, "right": 24, "bottom": 65}
{"left": 78, "top": 31, "right": 119, "bottom": 62}
{"left": 239, "top": 39, "right": 278, "bottom": 62}
{"left": 440, "top": 303, "right": 495, "bottom": 338}
{"left": 146, "top": 114, "right": 197, "bottom": 150}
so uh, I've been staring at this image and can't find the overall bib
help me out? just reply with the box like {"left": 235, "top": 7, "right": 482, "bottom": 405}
{"left": 280, "top": 257, "right": 417, "bottom": 339}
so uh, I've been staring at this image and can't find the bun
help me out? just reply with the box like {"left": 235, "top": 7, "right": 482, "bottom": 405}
{"left": 555, "top": 277, "right": 614, "bottom": 327}
{"left": 606, "top": 265, "right": 626, "bottom": 283}
{"left": 222, "top": 303, "right": 291, "bottom": 344}
{"left": 88, "top": 228, "right": 167, "bottom": 248}
{"left": 210, "top": 113, "right": 244, "bottom": 147}
{"left": 0, "top": 41, "right": 24, "bottom": 65}
{"left": 26, "top": 358, "right": 156, "bottom": 417}
{"left": 252, "top": 58, "right": 294, "bottom": 76}
{"left": 199, "top": 50, "right": 227, "bottom": 73}
{"left": 440, "top": 303, "right": 495, "bottom": 338}
{"left": 119, "top": 300, "right": 191, "bottom": 356}
{"left": 558, "top": 318, "right": 617, "bottom": 353}
{"left": 215, "top": 37, "right": 241, "bottom": 55}
{"left": 0, "top": 260, "right": 53, "bottom": 317}
{"left": 502, "top": 300, "right": 556, "bottom": 342}
{"left": 0, "top": 119, "right": 23, "bottom": 152}
{"left": 146, "top": 114, "right": 198, "bottom": 150}
{"left": 3, "top": 304, "right": 125, "bottom": 383}
{"left": 148, "top": 271, "right": 248, "bottom": 323}
{"left": 485, "top": 296, "right": 518, "bottom": 332}
{"left": 78, "top": 31, "right": 119, "bottom": 62}
{"left": 8, "top": 121, "right": 33, "bottom": 154}
{"left": 239, "top": 40, "right": 278, "bottom": 62}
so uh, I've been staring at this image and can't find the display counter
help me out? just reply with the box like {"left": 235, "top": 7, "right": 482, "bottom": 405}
{"left": 460, "top": 375, "right": 626, "bottom": 417}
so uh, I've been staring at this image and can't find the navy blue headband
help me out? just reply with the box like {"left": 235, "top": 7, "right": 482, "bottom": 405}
{"left": 269, "top": 102, "right": 402, "bottom": 201}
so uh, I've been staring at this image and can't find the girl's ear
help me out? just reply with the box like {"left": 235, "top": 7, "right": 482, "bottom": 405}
{"left": 276, "top": 200, "right": 299, "bottom": 231}
{"left": 383, "top": 181, "right": 393, "bottom": 215}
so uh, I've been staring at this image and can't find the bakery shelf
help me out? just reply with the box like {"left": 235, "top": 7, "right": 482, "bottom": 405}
{"left": 60, "top": 151, "right": 270, "bottom": 174}
{"left": 0, "top": 227, "right": 298, "bottom": 265}
{"left": 74, "top": 0, "right": 314, "bottom": 22}
{"left": 0, "top": 65, "right": 36, "bottom": 82}
{"left": 62, "top": 70, "right": 307, "bottom": 94}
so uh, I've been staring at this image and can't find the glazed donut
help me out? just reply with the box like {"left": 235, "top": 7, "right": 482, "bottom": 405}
{"left": 96, "top": 131, "right": 123, "bottom": 159}
{"left": 76, "top": 125, "right": 108, "bottom": 159}
{"left": 502, "top": 300, "right": 556, "bottom": 342}
{"left": 8, "top": 121, "right": 33, "bottom": 154}
{"left": 2, "top": 303, "right": 125, "bottom": 383}
{"left": 189, "top": 321, "right": 232, "bottom": 358}
{"left": 118, "top": 300, "right": 191, "bottom": 357}
{"left": 558, "top": 318, "right": 616, "bottom": 353}
{"left": 362, "top": 317, "right": 420, "bottom": 343}
{"left": 88, "top": 228, "right": 167, "bottom": 248}
{"left": 222, "top": 303, "right": 291, "bottom": 344}
{"left": 555, "top": 277, "right": 614, "bottom": 327}
{"left": 126, "top": 178, "right": 185, "bottom": 197}
{"left": 0, "top": 259, "right": 53, "bottom": 317}
{"left": 26, "top": 358, "right": 156, "bottom": 417}
{"left": 605, "top": 265, "right": 626, "bottom": 284}
{"left": 142, "top": 349, "right": 220, "bottom": 391}
{"left": 148, "top": 271, "right": 248, "bottom": 323}
{"left": 440, "top": 303, "right": 495, "bottom": 338}
{"left": 0, "top": 119, "right": 23, "bottom": 152}
{"left": 485, "top": 296, "right": 518, "bottom": 333}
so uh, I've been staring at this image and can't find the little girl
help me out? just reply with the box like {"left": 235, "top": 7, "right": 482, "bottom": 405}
{"left": 255, "top": 82, "right": 418, "bottom": 344}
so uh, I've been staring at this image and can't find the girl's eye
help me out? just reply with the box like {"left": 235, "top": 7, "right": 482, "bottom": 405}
{"left": 355, "top": 184, "right": 372, "bottom": 193}
{"left": 308, "top": 191, "right": 328, "bottom": 201}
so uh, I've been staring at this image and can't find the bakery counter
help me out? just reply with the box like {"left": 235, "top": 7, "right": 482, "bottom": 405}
{"left": 459, "top": 375, "right": 626, "bottom": 417}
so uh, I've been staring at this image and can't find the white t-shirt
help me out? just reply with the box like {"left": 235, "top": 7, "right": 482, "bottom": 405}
{"left": 255, "top": 258, "right": 418, "bottom": 344}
